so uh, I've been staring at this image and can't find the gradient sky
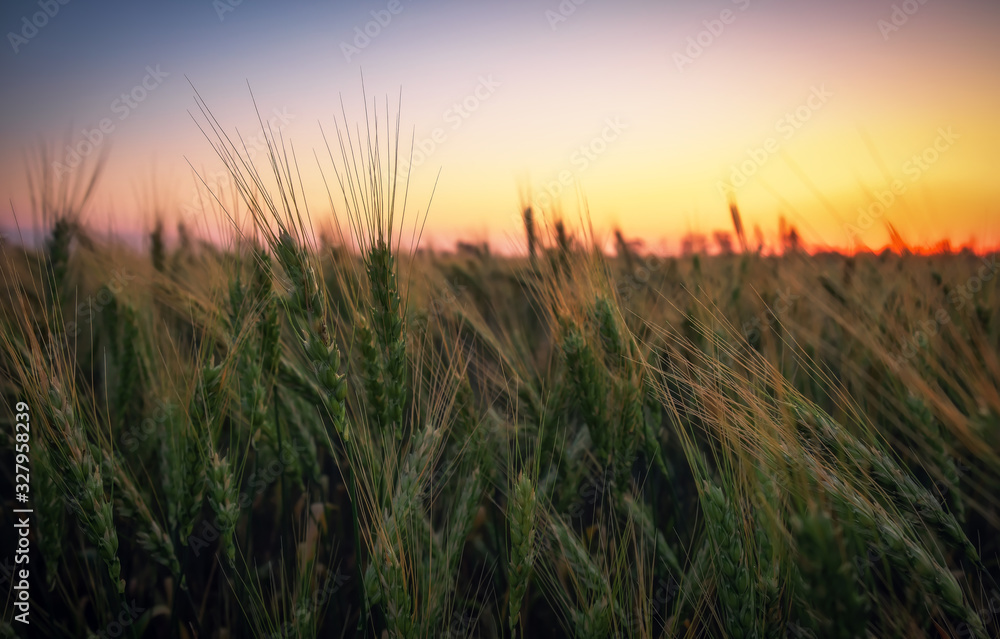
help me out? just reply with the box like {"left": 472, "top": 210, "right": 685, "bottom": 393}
{"left": 2, "top": 0, "right": 999, "bottom": 253}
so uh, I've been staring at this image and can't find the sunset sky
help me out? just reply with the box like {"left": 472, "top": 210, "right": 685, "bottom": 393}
{"left": 2, "top": 0, "right": 998, "bottom": 254}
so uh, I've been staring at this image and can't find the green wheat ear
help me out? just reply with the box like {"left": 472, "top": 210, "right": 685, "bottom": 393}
{"left": 562, "top": 326, "right": 611, "bottom": 462}
{"left": 106, "top": 450, "right": 181, "bottom": 576}
{"left": 792, "top": 399, "right": 979, "bottom": 563}
{"left": 362, "top": 239, "right": 407, "bottom": 440}
{"left": 205, "top": 450, "right": 239, "bottom": 563}
{"left": 509, "top": 470, "right": 538, "bottom": 638}
{"left": 49, "top": 384, "right": 124, "bottom": 594}
{"left": 798, "top": 432, "right": 987, "bottom": 638}
{"left": 255, "top": 249, "right": 282, "bottom": 378}
{"left": 702, "top": 482, "right": 758, "bottom": 639}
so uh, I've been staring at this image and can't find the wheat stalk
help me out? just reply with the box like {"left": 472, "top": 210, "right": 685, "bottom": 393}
{"left": 508, "top": 470, "right": 537, "bottom": 638}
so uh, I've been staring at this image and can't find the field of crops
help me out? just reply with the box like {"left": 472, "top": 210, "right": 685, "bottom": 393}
{"left": 1, "top": 110, "right": 998, "bottom": 638}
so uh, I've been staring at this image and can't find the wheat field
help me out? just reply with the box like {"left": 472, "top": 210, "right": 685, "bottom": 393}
{"left": 1, "top": 102, "right": 998, "bottom": 639}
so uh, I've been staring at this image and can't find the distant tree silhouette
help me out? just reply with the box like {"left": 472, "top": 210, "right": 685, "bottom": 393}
{"left": 713, "top": 230, "right": 734, "bottom": 255}
{"left": 779, "top": 216, "right": 800, "bottom": 254}
{"left": 681, "top": 232, "right": 707, "bottom": 256}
